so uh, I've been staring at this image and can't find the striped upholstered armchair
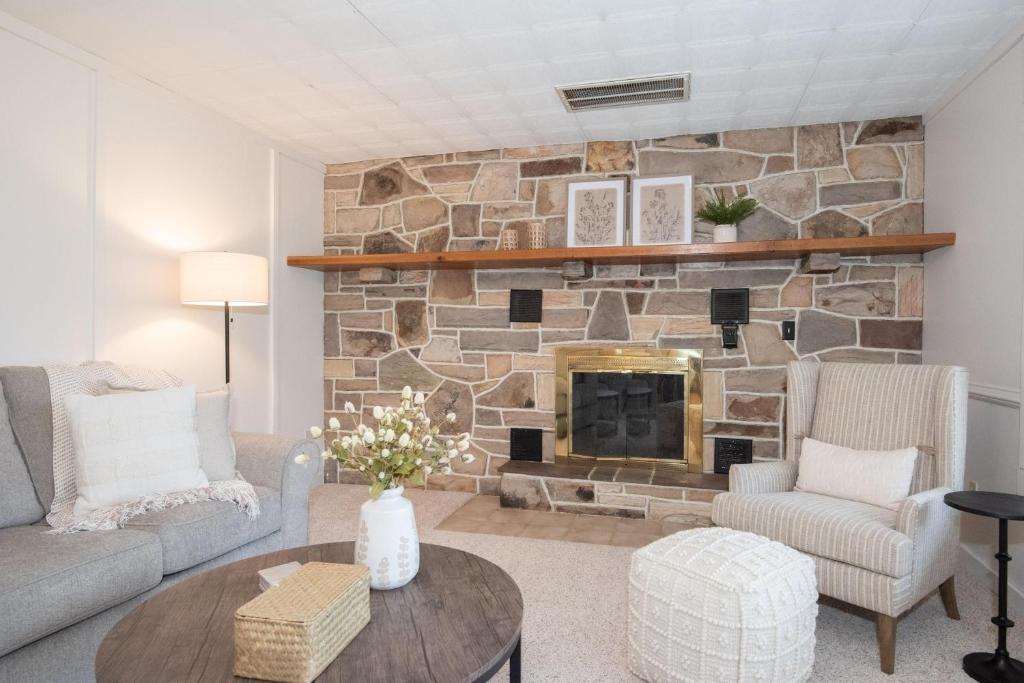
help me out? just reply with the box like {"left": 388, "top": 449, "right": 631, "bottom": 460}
{"left": 711, "top": 361, "right": 968, "bottom": 675}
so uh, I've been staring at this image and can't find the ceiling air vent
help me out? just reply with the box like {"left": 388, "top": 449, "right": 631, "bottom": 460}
{"left": 556, "top": 72, "right": 690, "bottom": 112}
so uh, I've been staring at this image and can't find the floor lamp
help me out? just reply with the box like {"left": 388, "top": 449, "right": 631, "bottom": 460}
{"left": 180, "top": 252, "right": 269, "bottom": 384}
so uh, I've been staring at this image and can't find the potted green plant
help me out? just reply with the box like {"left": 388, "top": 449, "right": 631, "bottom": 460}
{"left": 695, "top": 190, "right": 758, "bottom": 243}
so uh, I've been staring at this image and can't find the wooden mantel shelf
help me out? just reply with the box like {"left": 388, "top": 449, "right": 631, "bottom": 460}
{"left": 287, "top": 233, "right": 955, "bottom": 272}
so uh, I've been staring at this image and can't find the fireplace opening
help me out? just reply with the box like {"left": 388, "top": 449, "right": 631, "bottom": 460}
{"left": 555, "top": 347, "right": 703, "bottom": 473}
{"left": 570, "top": 372, "right": 686, "bottom": 460}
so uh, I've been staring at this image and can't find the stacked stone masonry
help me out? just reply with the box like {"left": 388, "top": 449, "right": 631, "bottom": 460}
{"left": 322, "top": 117, "right": 926, "bottom": 494}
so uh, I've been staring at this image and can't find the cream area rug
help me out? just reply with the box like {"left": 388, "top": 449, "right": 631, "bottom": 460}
{"left": 310, "top": 485, "right": 1019, "bottom": 682}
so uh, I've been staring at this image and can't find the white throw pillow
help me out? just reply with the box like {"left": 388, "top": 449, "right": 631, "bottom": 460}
{"left": 196, "top": 386, "right": 237, "bottom": 481}
{"left": 795, "top": 437, "right": 918, "bottom": 509}
{"left": 96, "top": 381, "right": 237, "bottom": 482}
{"left": 67, "top": 385, "right": 209, "bottom": 518}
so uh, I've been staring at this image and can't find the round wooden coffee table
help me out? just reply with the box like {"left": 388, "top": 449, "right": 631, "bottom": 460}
{"left": 96, "top": 542, "right": 523, "bottom": 682}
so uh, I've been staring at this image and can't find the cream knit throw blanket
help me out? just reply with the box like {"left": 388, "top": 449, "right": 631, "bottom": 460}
{"left": 44, "top": 362, "right": 260, "bottom": 533}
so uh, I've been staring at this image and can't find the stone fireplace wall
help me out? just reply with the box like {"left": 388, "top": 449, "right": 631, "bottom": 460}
{"left": 322, "top": 117, "right": 926, "bottom": 493}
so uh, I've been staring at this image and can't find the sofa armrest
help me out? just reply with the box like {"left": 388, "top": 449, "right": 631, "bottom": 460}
{"left": 729, "top": 461, "right": 798, "bottom": 494}
{"left": 896, "top": 487, "right": 959, "bottom": 601}
{"left": 233, "top": 432, "right": 321, "bottom": 549}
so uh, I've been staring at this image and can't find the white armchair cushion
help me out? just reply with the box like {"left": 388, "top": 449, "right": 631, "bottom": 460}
{"left": 795, "top": 438, "right": 917, "bottom": 509}
{"left": 711, "top": 491, "right": 913, "bottom": 578}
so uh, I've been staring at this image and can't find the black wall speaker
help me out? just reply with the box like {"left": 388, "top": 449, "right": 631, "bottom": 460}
{"left": 509, "top": 428, "right": 543, "bottom": 462}
{"left": 710, "top": 288, "right": 749, "bottom": 324}
{"left": 714, "top": 437, "right": 753, "bottom": 474}
{"left": 710, "top": 288, "right": 749, "bottom": 349}
{"left": 509, "top": 289, "right": 543, "bottom": 323}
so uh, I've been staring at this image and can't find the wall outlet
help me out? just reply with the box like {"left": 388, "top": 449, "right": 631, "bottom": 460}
{"left": 968, "top": 480, "right": 979, "bottom": 491}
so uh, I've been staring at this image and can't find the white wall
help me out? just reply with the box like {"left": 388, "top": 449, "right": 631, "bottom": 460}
{"left": 924, "top": 33, "right": 1024, "bottom": 599}
{"left": 273, "top": 153, "right": 326, "bottom": 438}
{"left": 0, "top": 16, "right": 324, "bottom": 434}
{"left": 0, "top": 27, "right": 94, "bottom": 364}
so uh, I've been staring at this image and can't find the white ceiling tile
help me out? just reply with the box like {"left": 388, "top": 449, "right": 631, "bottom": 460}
{"left": 811, "top": 55, "right": 891, "bottom": 83}
{"left": 4, "top": 0, "right": 1022, "bottom": 162}
{"left": 350, "top": 0, "right": 456, "bottom": 45}
{"left": 742, "top": 86, "right": 804, "bottom": 111}
{"left": 756, "top": 30, "right": 832, "bottom": 63}
{"left": 764, "top": 0, "right": 847, "bottom": 33}
{"left": 825, "top": 22, "right": 914, "bottom": 57}
{"left": 287, "top": 6, "right": 393, "bottom": 53}
{"left": 688, "top": 39, "right": 758, "bottom": 70}
{"left": 682, "top": 1, "right": 766, "bottom": 41}
{"left": 904, "top": 13, "right": 1009, "bottom": 50}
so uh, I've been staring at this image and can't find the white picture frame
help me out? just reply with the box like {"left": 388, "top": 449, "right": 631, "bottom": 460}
{"left": 566, "top": 179, "right": 627, "bottom": 248}
{"left": 631, "top": 175, "right": 693, "bottom": 245}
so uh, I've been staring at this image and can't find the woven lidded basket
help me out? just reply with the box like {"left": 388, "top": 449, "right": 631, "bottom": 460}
{"left": 234, "top": 562, "right": 371, "bottom": 683}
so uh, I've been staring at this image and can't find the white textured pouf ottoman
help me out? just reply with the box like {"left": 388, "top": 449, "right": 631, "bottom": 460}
{"left": 628, "top": 527, "right": 818, "bottom": 682}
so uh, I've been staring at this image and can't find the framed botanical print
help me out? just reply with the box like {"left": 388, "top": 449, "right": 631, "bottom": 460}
{"left": 566, "top": 179, "right": 626, "bottom": 247}
{"left": 631, "top": 175, "right": 693, "bottom": 245}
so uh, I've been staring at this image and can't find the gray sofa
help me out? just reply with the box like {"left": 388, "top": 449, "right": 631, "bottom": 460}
{"left": 0, "top": 367, "right": 323, "bottom": 682}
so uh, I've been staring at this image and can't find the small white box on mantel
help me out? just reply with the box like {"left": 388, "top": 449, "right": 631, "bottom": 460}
{"left": 258, "top": 562, "right": 302, "bottom": 591}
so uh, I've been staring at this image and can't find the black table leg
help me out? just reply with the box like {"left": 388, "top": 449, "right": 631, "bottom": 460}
{"left": 509, "top": 637, "right": 521, "bottom": 683}
{"left": 964, "top": 518, "right": 1024, "bottom": 682}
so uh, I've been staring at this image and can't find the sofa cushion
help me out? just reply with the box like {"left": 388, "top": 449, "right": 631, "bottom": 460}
{"left": 125, "top": 485, "right": 281, "bottom": 574}
{"left": 711, "top": 491, "right": 913, "bottom": 578}
{"left": 0, "top": 367, "right": 54, "bottom": 512}
{"left": 0, "top": 379, "right": 44, "bottom": 527}
{"left": 0, "top": 525, "right": 162, "bottom": 656}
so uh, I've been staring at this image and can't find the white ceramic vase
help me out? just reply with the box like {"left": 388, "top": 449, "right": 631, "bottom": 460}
{"left": 713, "top": 224, "right": 738, "bottom": 243}
{"left": 354, "top": 486, "right": 419, "bottom": 590}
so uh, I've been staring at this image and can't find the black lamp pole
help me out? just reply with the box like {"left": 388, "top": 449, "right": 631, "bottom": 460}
{"left": 224, "top": 302, "right": 231, "bottom": 384}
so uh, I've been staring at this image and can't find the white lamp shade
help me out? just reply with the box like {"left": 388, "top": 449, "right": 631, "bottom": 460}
{"left": 180, "top": 252, "right": 269, "bottom": 306}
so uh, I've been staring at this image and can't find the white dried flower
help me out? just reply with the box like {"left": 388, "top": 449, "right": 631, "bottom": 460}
{"left": 421, "top": 435, "right": 432, "bottom": 445}
{"left": 378, "top": 471, "right": 386, "bottom": 480}
{"left": 445, "top": 412, "right": 456, "bottom": 423}
{"left": 363, "top": 431, "right": 376, "bottom": 445}
{"left": 344, "top": 402, "right": 356, "bottom": 414}
{"left": 359, "top": 465, "right": 366, "bottom": 471}
{"left": 415, "top": 458, "right": 423, "bottom": 466}
{"left": 381, "top": 448, "right": 391, "bottom": 459}
{"left": 445, "top": 439, "right": 454, "bottom": 448}
{"left": 373, "top": 406, "right": 385, "bottom": 420}
{"left": 439, "top": 455, "right": 450, "bottom": 464}
{"left": 442, "top": 466, "right": 453, "bottom": 475}
{"left": 309, "top": 426, "right": 323, "bottom": 438}
{"left": 321, "top": 450, "right": 331, "bottom": 460}
{"left": 414, "top": 391, "right": 425, "bottom": 404}
{"left": 462, "top": 453, "right": 475, "bottom": 464}
{"left": 294, "top": 453, "right": 310, "bottom": 465}
{"left": 447, "top": 448, "right": 458, "bottom": 459}
{"left": 341, "top": 436, "right": 352, "bottom": 448}
{"left": 423, "top": 465, "right": 433, "bottom": 475}
{"left": 329, "top": 416, "right": 341, "bottom": 430}
{"left": 384, "top": 429, "right": 396, "bottom": 443}
{"left": 457, "top": 441, "right": 469, "bottom": 452}
{"left": 402, "top": 386, "right": 413, "bottom": 399}
{"left": 398, "top": 433, "right": 411, "bottom": 448}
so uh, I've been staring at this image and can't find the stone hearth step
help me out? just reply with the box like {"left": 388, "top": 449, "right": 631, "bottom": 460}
{"left": 498, "top": 460, "right": 728, "bottom": 523}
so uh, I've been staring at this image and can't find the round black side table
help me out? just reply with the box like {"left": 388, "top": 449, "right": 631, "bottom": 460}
{"left": 945, "top": 491, "right": 1024, "bottom": 683}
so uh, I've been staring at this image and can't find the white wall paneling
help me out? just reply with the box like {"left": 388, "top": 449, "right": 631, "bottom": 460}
{"left": 272, "top": 151, "right": 325, "bottom": 438}
{"left": 925, "top": 31, "right": 1024, "bottom": 602}
{"left": 0, "top": 28, "right": 95, "bottom": 364}
{"left": 0, "top": 14, "right": 324, "bottom": 433}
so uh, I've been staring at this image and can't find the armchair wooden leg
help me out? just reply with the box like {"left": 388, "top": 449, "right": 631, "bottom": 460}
{"left": 939, "top": 576, "right": 961, "bottom": 620}
{"left": 876, "top": 614, "right": 896, "bottom": 675}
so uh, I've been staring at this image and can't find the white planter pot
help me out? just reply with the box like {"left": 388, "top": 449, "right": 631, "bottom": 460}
{"left": 354, "top": 486, "right": 419, "bottom": 590}
{"left": 713, "top": 224, "right": 738, "bottom": 243}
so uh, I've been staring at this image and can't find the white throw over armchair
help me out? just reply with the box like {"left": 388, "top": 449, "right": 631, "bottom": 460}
{"left": 711, "top": 361, "right": 967, "bottom": 675}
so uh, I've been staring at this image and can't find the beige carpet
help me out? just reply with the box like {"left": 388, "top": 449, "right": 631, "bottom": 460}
{"left": 310, "top": 485, "right": 1017, "bottom": 682}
